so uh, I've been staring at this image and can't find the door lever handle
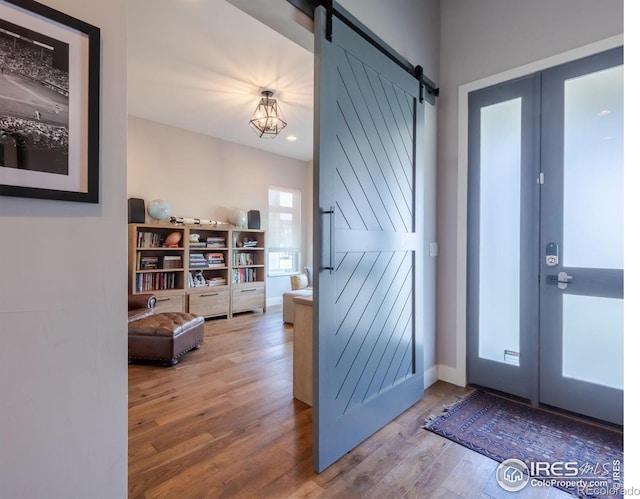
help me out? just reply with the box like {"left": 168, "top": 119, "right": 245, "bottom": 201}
{"left": 546, "top": 271, "right": 573, "bottom": 290}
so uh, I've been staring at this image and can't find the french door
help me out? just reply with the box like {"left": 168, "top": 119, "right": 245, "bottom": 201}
{"left": 467, "top": 47, "right": 623, "bottom": 425}
{"left": 313, "top": 4, "right": 425, "bottom": 471}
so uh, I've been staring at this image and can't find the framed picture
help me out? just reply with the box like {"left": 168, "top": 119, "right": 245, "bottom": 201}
{"left": 0, "top": 0, "right": 100, "bottom": 203}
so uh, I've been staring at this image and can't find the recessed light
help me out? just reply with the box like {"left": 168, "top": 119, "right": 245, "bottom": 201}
{"left": 597, "top": 109, "right": 612, "bottom": 116}
{"left": 286, "top": 135, "right": 297, "bottom": 141}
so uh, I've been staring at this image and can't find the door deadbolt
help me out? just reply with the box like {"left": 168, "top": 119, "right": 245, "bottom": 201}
{"left": 545, "top": 242, "right": 559, "bottom": 267}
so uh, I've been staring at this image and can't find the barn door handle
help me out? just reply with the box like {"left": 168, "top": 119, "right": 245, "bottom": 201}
{"left": 321, "top": 206, "right": 335, "bottom": 274}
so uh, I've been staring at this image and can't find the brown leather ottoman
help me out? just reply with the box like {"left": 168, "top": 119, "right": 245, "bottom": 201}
{"left": 128, "top": 312, "right": 204, "bottom": 366}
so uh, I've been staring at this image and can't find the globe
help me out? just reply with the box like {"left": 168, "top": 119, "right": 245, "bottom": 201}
{"left": 229, "top": 208, "right": 248, "bottom": 228}
{"left": 147, "top": 199, "right": 171, "bottom": 221}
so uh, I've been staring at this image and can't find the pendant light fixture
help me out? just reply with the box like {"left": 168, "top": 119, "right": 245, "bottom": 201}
{"left": 249, "top": 90, "right": 287, "bottom": 138}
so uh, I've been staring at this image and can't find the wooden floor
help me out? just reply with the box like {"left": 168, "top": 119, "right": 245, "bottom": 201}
{"left": 128, "top": 306, "right": 571, "bottom": 499}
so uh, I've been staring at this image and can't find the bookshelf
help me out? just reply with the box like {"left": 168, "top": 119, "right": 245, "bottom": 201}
{"left": 231, "top": 230, "right": 266, "bottom": 315}
{"left": 186, "top": 228, "right": 230, "bottom": 318}
{"left": 128, "top": 224, "right": 186, "bottom": 313}
{"left": 128, "top": 224, "right": 266, "bottom": 318}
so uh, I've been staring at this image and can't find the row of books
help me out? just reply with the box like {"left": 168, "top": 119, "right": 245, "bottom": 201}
{"left": 189, "top": 236, "right": 227, "bottom": 248}
{"left": 206, "top": 277, "right": 226, "bottom": 286}
{"left": 135, "top": 272, "right": 178, "bottom": 292}
{"left": 189, "top": 253, "right": 209, "bottom": 268}
{"left": 232, "top": 268, "right": 259, "bottom": 283}
{"left": 205, "top": 252, "right": 225, "bottom": 267}
{"left": 233, "top": 253, "right": 256, "bottom": 266}
{"left": 137, "top": 231, "right": 167, "bottom": 248}
{"left": 136, "top": 254, "right": 183, "bottom": 270}
{"left": 190, "top": 252, "right": 226, "bottom": 269}
{"left": 206, "top": 236, "right": 226, "bottom": 248}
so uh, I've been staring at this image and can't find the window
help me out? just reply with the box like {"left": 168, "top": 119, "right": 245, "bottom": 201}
{"left": 268, "top": 186, "right": 301, "bottom": 276}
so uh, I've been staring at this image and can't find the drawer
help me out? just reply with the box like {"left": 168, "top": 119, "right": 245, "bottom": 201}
{"left": 153, "top": 293, "right": 185, "bottom": 313}
{"left": 232, "top": 284, "right": 265, "bottom": 313}
{"left": 189, "top": 288, "right": 229, "bottom": 318}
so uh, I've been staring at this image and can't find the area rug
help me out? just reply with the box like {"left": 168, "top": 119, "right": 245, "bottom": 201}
{"left": 423, "top": 390, "right": 623, "bottom": 498}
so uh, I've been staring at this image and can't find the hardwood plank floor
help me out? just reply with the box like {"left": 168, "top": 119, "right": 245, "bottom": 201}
{"left": 129, "top": 306, "right": 571, "bottom": 498}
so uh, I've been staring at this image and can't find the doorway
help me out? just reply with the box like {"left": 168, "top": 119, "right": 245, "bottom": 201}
{"left": 467, "top": 47, "right": 623, "bottom": 425}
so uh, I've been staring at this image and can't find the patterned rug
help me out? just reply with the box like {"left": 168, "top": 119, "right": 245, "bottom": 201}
{"left": 423, "top": 390, "right": 623, "bottom": 498}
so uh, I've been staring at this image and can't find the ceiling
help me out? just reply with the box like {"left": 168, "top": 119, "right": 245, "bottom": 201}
{"left": 127, "top": 0, "right": 315, "bottom": 162}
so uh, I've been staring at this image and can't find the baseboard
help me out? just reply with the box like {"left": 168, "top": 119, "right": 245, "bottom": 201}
{"left": 266, "top": 296, "right": 283, "bottom": 307}
{"left": 424, "top": 365, "right": 438, "bottom": 389}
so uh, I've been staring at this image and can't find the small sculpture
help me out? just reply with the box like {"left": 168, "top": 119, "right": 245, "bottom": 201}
{"left": 164, "top": 231, "right": 182, "bottom": 248}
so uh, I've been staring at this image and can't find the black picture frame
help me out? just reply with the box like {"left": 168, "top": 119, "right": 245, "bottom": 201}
{"left": 0, "top": 0, "right": 100, "bottom": 203}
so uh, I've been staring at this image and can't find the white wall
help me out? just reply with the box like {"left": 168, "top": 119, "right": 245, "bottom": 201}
{"left": 0, "top": 0, "right": 128, "bottom": 497}
{"left": 127, "top": 115, "right": 311, "bottom": 303}
{"left": 339, "top": 0, "right": 441, "bottom": 386}
{"left": 437, "top": 0, "right": 624, "bottom": 384}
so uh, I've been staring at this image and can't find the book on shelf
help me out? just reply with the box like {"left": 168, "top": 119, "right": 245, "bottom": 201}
{"left": 205, "top": 252, "right": 225, "bottom": 267}
{"left": 232, "top": 267, "right": 257, "bottom": 283}
{"left": 206, "top": 236, "right": 226, "bottom": 248}
{"left": 136, "top": 271, "right": 177, "bottom": 292}
{"left": 137, "top": 231, "right": 166, "bottom": 248}
{"left": 189, "top": 242, "right": 207, "bottom": 248}
{"left": 140, "top": 256, "right": 159, "bottom": 270}
{"left": 163, "top": 255, "right": 182, "bottom": 269}
{"left": 206, "top": 277, "right": 226, "bottom": 286}
{"left": 233, "top": 252, "right": 254, "bottom": 266}
{"left": 189, "top": 253, "right": 209, "bottom": 268}
{"left": 190, "top": 263, "right": 209, "bottom": 268}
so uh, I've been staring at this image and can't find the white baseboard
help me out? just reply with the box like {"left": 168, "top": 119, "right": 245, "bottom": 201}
{"left": 424, "top": 365, "right": 438, "bottom": 389}
{"left": 266, "top": 296, "right": 283, "bottom": 307}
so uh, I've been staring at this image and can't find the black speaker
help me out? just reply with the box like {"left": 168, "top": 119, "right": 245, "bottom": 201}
{"left": 128, "top": 198, "right": 145, "bottom": 223}
{"left": 247, "top": 210, "right": 260, "bottom": 229}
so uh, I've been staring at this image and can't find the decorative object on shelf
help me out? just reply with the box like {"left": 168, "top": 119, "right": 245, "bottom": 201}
{"left": 165, "top": 231, "right": 182, "bottom": 248}
{"left": 189, "top": 233, "right": 200, "bottom": 243}
{"left": 248, "top": 90, "right": 287, "bottom": 138}
{"left": 0, "top": 0, "right": 100, "bottom": 203}
{"left": 147, "top": 199, "right": 171, "bottom": 222}
{"left": 128, "top": 198, "right": 146, "bottom": 223}
{"left": 193, "top": 270, "right": 207, "bottom": 287}
{"left": 169, "top": 216, "right": 227, "bottom": 227}
{"left": 247, "top": 210, "right": 261, "bottom": 229}
{"left": 229, "top": 208, "right": 248, "bottom": 228}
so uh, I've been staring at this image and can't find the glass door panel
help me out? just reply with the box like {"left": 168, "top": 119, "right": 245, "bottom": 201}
{"left": 562, "top": 295, "right": 624, "bottom": 390}
{"left": 563, "top": 66, "right": 624, "bottom": 269}
{"left": 467, "top": 75, "right": 538, "bottom": 399}
{"left": 478, "top": 99, "right": 522, "bottom": 366}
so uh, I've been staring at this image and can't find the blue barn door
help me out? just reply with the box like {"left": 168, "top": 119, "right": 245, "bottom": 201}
{"left": 313, "top": 4, "right": 426, "bottom": 472}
